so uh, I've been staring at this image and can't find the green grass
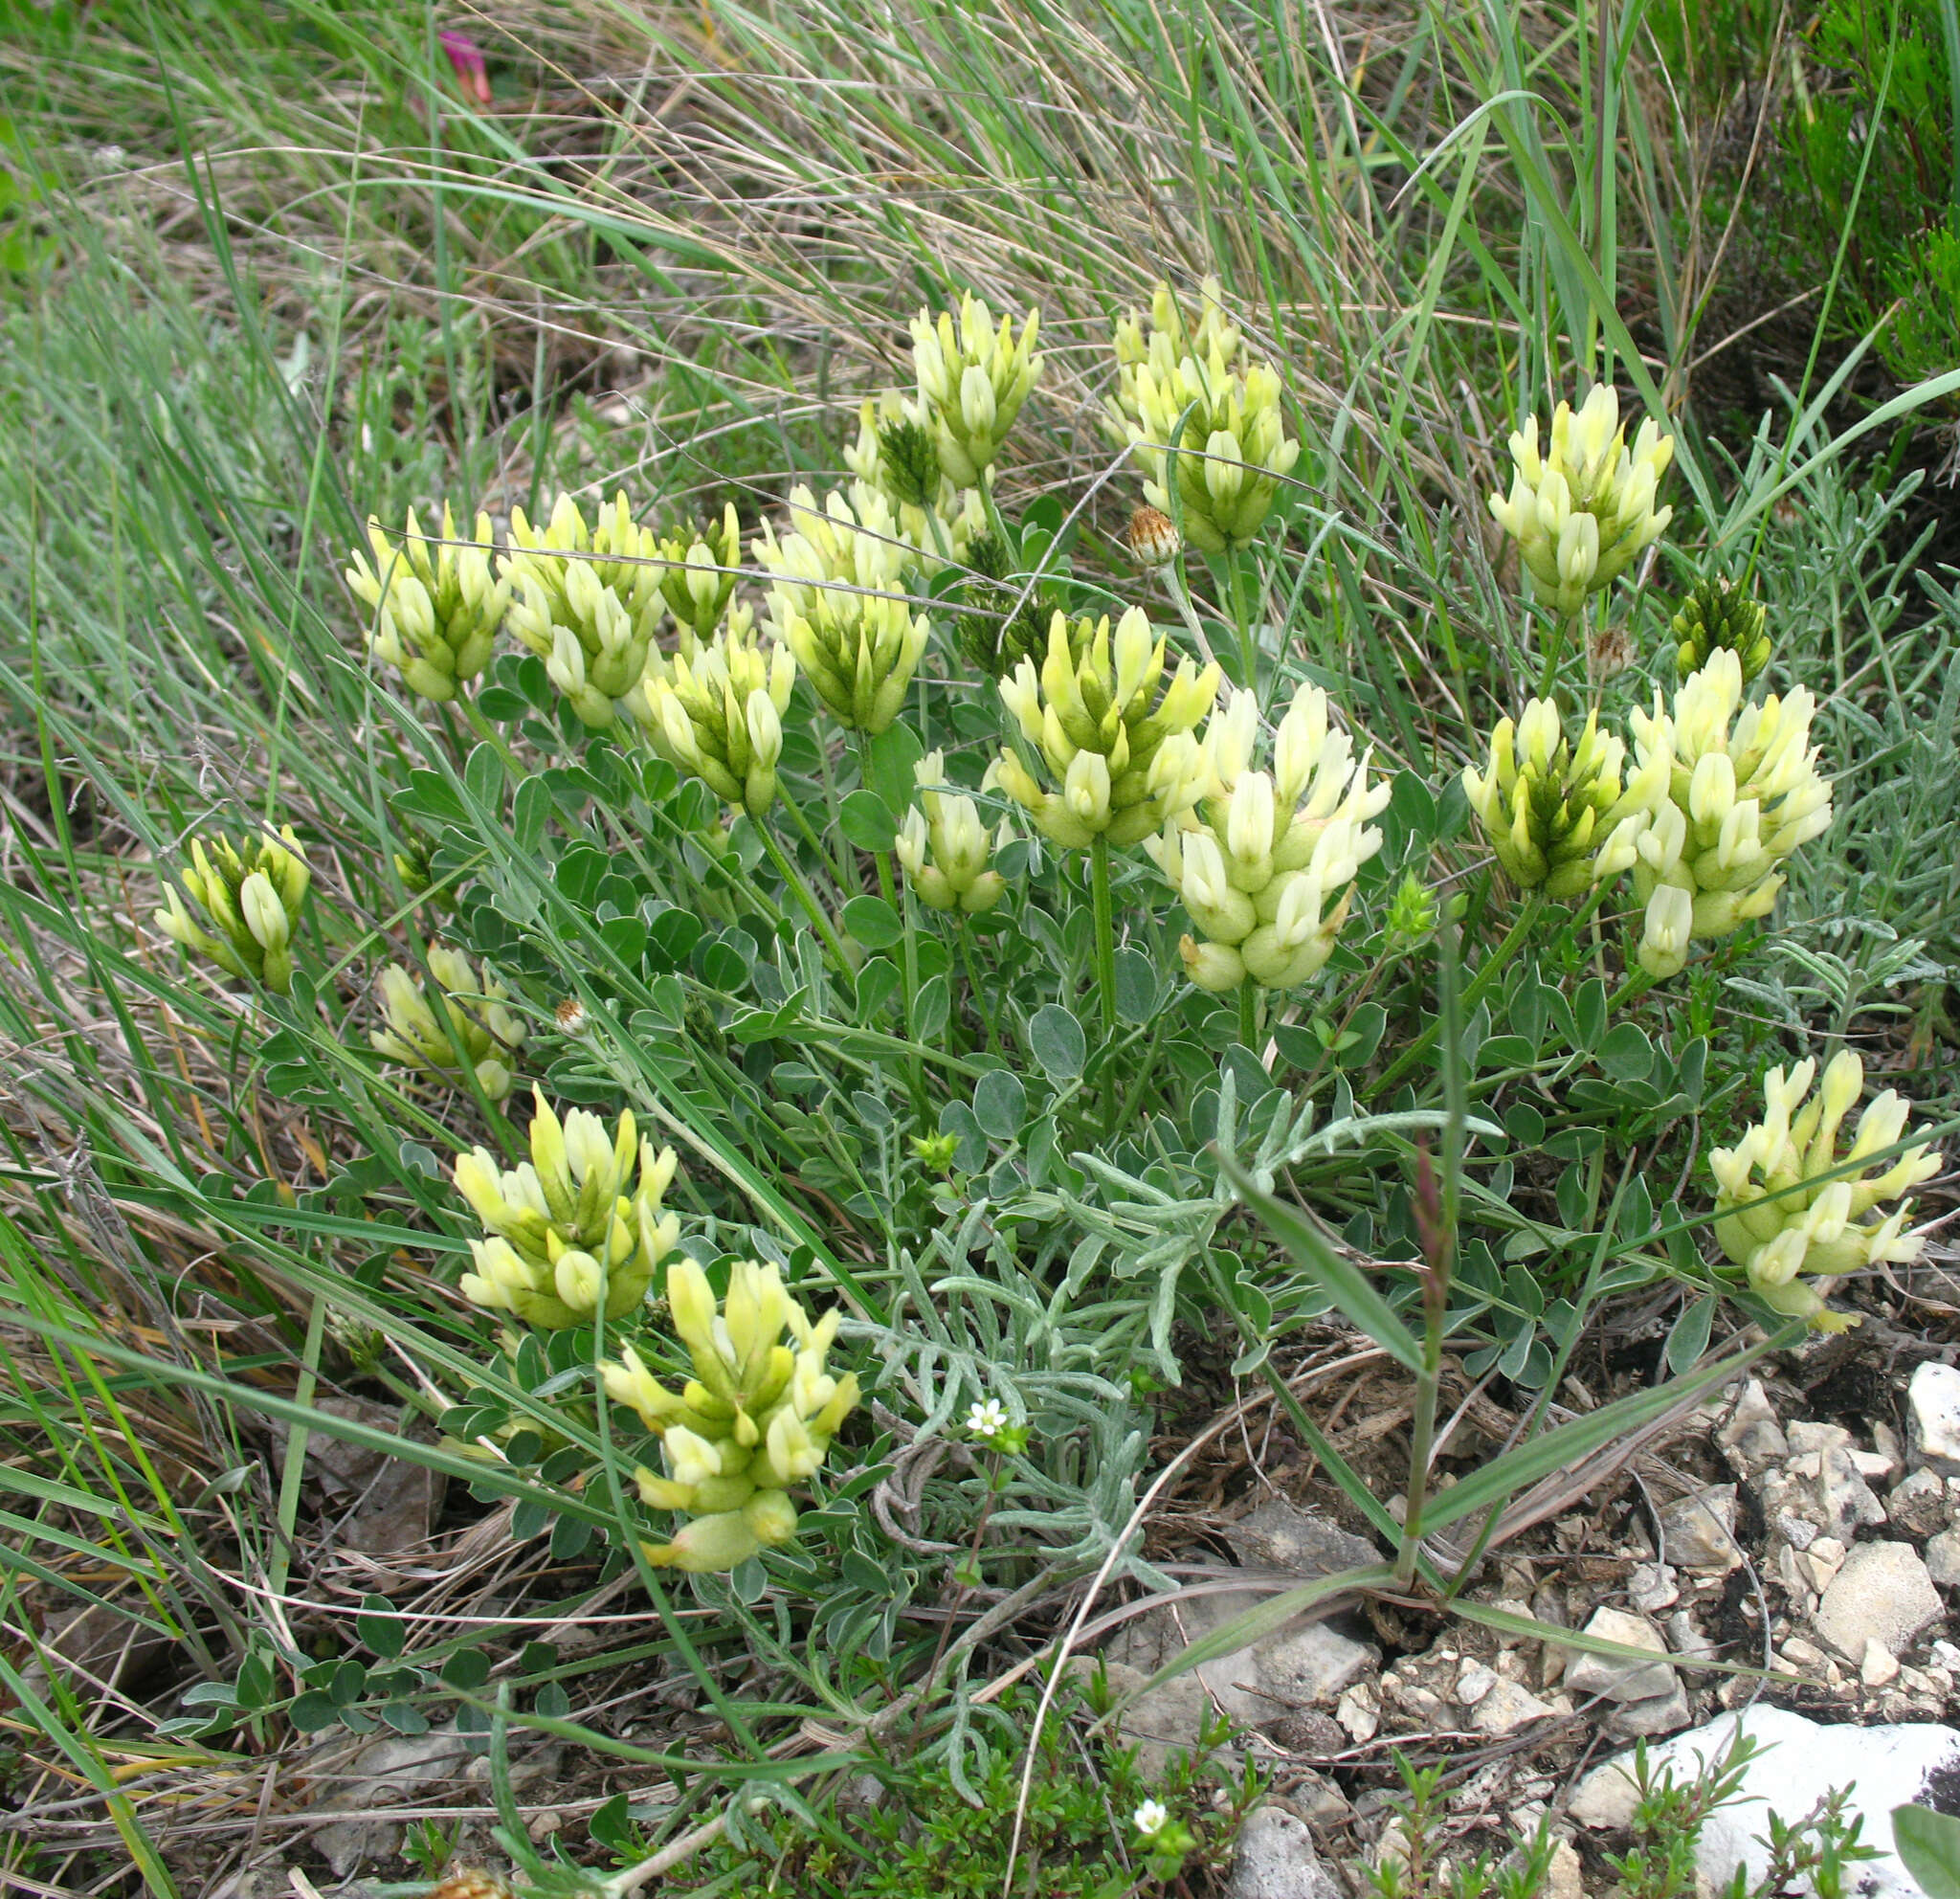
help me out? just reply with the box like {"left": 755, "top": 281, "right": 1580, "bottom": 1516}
{"left": 0, "top": 2, "right": 1956, "bottom": 1894}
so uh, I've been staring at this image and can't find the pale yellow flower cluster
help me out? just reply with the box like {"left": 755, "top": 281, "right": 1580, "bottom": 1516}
{"left": 896, "top": 751, "right": 1010, "bottom": 914}
{"left": 1147, "top": 682, "right": 1389, "bottom": 992}
{"left": 993, "top": 608, "right": 1220, "bottom": 848}
{"left": 1602, "top": 649, "right": 1833, "bottom": 979}
{"left": 1105, "top": 277, "right": 1300, "bottom": 554}
{"left": 1712, "top": 1051, "right": 1943, "bottom": 1332}
{"left": 602, "top": 1259, "right": 859, "bottom": 1572}
{"left": 1463, "top": 648, "right": 1832, "bottom": 980}
{"left": 345, "top": 503, "right": 507, "bottom": 703}
{"left": 501, "top": 493, "right": 668, "bottom": 730}
{"left": 909, "top": 291, "right": 1042, "bottom": 490}
{"left": 640, "top": 620, "right": 796, "bottom": 818}
{"left": 369, "top": 946, "right": 525, "bottom": 1102}
{"left": 453, "top": 1090, "right": 680, "bottom": 1331}
{"left": 752, "top": 484, "right": 926, "bottom": 735}
{"left": 1487, "top": 385, "right": 1674, "bottom": 617}
{"left": 1461, "top": 701, "right": 1654, "bottom": 903}
{"left": 155, "top": 827, "right": 310, "bottom": 995}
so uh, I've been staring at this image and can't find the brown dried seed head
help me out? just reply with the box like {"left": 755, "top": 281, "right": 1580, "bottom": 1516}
{"left": 427, "top": 1873, "right": 513, "bottom": 1899}
{"left": 1125, "top": 505, "right": 1180, "bottom": 569}
{"left": 555, "top": 996, "right": 589, "bottom": 1036}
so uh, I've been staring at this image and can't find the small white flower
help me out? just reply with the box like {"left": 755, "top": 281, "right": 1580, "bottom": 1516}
{"left": 966, "top": 1397, "right": 1009, "bottom": 1440}
{"left": 1133, "top": 1799, "right": 1170, "bottom": 1840}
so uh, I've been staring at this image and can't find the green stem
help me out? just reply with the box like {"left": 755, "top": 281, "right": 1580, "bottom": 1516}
{"left": 1370, "top": 889, "right": 1548, "bottom": 1100}
{"left": 1537, "top": 609, "right": 1582, "bottom": 701}
{"left": 1395, "top": 1319, "right": 1446, "bottom": 1592}
{"left": 757, "top": 820, "right": 855, "bottom": 989}
{"left": 782, "top": 777, "right": 853, "bottom": 891}
{"left": 1227, "top": 550, "right": 1258, "bottom": 695}
{"left": 958, "top": 921, "right": 1003, "bottom": 1056}
{"left": 1088, "top": 835, "right": 1117, "bottom": 1039}
{"left": 1237, "top": 979, "right": 1258, "bottom": 1054}
{"left": 1164, "top": 562, "right": 1221, "bottom": 671}
{"left": 455, "top": 691, "right": 524, "bottom": 774}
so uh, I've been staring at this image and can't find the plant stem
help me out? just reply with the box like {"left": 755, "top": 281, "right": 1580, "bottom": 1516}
{"left": 1088, "top": 835, "right": 1117, "bottom": 1038}
{"left": 958, "top": 921, "right": 1003, "bottom": 1055}
{"left": 1371, "top": 889, "right": 1548, "bottom": 1099}
{"left": 1395, "top": 1310, "right": 1445, "bottom": 1591}
{"left": 757, "top": 820, "right": 854, "bottom": 990}
{"left": 1227, "top": 550, "right": 1258, "bottom": 694}
{"left": 1538, "top": 609, "right": 1582, "bottom": 701}
{"left": 1237, "top": 979, "right": 1258, "bottom": 1055}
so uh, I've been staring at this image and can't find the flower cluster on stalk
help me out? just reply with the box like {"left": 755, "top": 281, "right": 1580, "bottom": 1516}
{"left": 1105, "top": 277, "right": 1300, "bottom": 553}
{"left": 908, "top": 291, "right": 1042, "bottom": 490}
{"left": 501, "top": 493, "right": 666, "bottom": 729}
{"left": 1461, "top": 700, "right": 1656, "bottom": 903}
{"left": 155, "top": 827, "right": 310, "bottom": 994}
{"left": 602, "top": 1259, "right": 859, "bottom": 1572}
{"left": 1147, "top": 682, "right": 1389, "bottom": 992}
{"left": 993, "top": 608, "right": 1219, "bottom": 849}
{"left": 369, "top": 945, "right": 525, "bottom": 1102}
{"left": 753, "top": 484, "right": 927, "bottom": 735}
{"left": 640, "top": 621, "right": 796, "bottom": 819}
{"left": 1606, "top": 648, "right": 1833, "bottom": 979}
{"left": 1711, "top": 1051, "right": 1943, "bottom": 1332}
{"left": 1487, "top": 385, "right": 1674, "bottom": 617}
{"left": 897, "top": 750, "right": 1010, "bottom": 914}
{"left": 654, "top": 503, "right": 746, "bottom": 647}
{"left": 345, "top": 503, "right": 507, "bottom": 703}
{"left": 453, "top": 1090, "right": 680, "bottom": 1330}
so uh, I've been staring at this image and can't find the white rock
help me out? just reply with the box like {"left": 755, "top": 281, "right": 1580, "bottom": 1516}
{"left": 1456, "top": 1663, "right": 1498, "bottom": 1708}
{"left": 1568, "top": 1706, "right": 1960, "bottom": 1897}
{"left": 1863, "top": 1639, "right": 1902, "bottom": 1687}
{"left": 1470, "top": 1678, "right": 1555, "bottom": 1736}
{"left": 1718, "top": 1380, "right": 1788, "bottom": 1471}
{"left": 1567, "top": 1608, "right": 1677, "bottom": 1703}
{"left": 1814, "top": 1542, "right": 1945, "bottom": 1661}
{"left": 1228, "top": 1805, "right": 1342, "bottom": 1899}
{"left": 1659, "top": 1487, "right": 1743, "bottom": 1572}
{"left": 1926, "top": 1529, "right": 1960, "bottom": 1588}
{"left": 1631, "top": 1563, "right": 1681, "bottom": 1615}
{"left": 1569, "top": 1757, "right": 1642, "bottom": 1829}
{"left": 1816, "top": 1446, "right": 1890, "bottom": 1541}
{"left": 1336, "top": 1685, "right": 1379, "bottom": 1743}
{"left": 1607, "top": 1679, "right": 1695, "bottom": 1738}
{"left": 1668, "top": 1611, "right": 1716, "bottom": 1664}
{"left": 1812, "top": 1536, "right": 1847, "bottom": 1567}
{"left": 1113, "top": 1590, "right": 1377, "bottom": 1739}
{"left": 1855, "top": 1448, "right": 1903, "bottom": 1485}
{"left": 1543, "top": 1838, "right": 1585, "bottom": 1899}
{"left": 1778, "top": 1512, "right": 1820, "bottom": 1552}
{"left": 1790, "top": 1420, "right": 1855, "bottom": 1455}
{"left": 1910, "top": 1363, "right": 1960, "bottom": 1476}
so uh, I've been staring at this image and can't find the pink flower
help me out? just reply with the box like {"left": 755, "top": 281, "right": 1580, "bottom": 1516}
{"left": 439, "top": 30, "right": 492, "bottom": 107}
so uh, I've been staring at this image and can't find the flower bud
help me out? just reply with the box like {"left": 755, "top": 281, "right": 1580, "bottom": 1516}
{"left": 345, "top": 503, "right": 507, "bottom": 703}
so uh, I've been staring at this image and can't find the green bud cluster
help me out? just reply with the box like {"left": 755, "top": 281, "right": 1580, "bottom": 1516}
{"left": 1461, "top": 699, "right": 1645, "bottom": 902}
{"left": 369, "top": 945, "right": 526, "bottom": 1102}
{"left": 993, "top": 608, "right": 1220, "bottom": 849}
{"left": 1673, "top": 575, "right": 1771, "bottom": 684}
{"left": 344, "top": 503, "right": 507, "bottom": 703}
{"left": 602, "top": 1259, "right": 859, "bottom": 1573}
{"left": 454, "top": 1090, "right": 680, "bottom": 1330}
{"left": 155, "top": 827, "right": 310, "bottom": 994}
{"left": 954, "top": 531, "right": 1054, "bottom": 679}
